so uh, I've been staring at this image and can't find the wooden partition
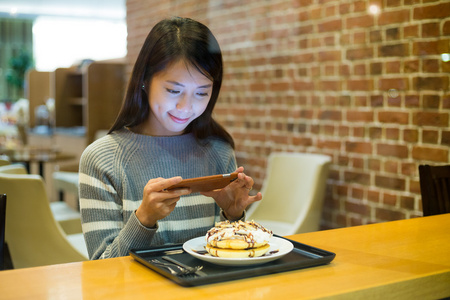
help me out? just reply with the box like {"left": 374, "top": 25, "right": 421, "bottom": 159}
{"left": 25, "top": 70, "right": 50, "bottom": 128}
{"left": 26, "top": 59, "right": 126, "bottom": 145}
{"left": 84, "top": 62, "right": 126, "bottom": 144}
{"left": 53, "top": 67, "right": 83, "bottom": 128}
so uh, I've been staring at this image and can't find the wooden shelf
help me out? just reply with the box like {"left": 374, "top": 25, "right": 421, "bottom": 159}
{"left": 68, "top": 97, "right": 85, "bottom": 106}
{"left": 26, "top": 60, "right": 126, "bottom": 145}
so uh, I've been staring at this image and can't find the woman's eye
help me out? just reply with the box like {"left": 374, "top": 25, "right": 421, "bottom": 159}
{"left": 166, "top": 89, "right": 180, "bottom": 94}
{"left": 197, "top": 92, "right": 209, "bottom": 97}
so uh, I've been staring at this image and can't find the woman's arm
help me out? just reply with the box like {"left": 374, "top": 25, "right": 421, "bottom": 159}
{"left": 78, "top": 143, "right": 157, "bottom": 259}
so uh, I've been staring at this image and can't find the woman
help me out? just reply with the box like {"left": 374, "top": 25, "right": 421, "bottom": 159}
{"left": 79, "top": 17, "right": 262, "bottom": 259}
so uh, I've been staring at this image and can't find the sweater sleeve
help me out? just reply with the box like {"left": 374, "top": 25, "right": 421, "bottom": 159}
{"left": 78, "top": 139, "right": 156, "bottom": 259}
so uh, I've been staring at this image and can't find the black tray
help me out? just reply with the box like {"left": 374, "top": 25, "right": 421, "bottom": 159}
{"left": 130, "top": 236, "right": 336, "bottom": 287}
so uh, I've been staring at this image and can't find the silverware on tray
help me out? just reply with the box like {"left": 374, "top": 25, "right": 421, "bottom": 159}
{"left": 150, "top": 259, "right": 185, "bottom": 276}
{"left": 151, "top": 258, "right": 204, "bottom": 277}
{"left": 162, "top": 256, "right": 206, "bottom": 277}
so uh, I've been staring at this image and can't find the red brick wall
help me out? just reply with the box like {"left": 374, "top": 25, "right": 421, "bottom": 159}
{"left": 127, "top": 0, "right": 450, "bottom": 229}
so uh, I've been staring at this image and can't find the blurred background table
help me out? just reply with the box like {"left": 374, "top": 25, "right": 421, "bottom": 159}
{"left": 1, "top": 146, "right": 75, "bottom": 178}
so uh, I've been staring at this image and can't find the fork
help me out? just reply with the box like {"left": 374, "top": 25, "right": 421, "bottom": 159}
{"left": 161, "top": 256, "right": 204, "bottom": 275}
{"left": 151, "top": 257, "right": 203, "bottom": 277}
{"left": 150, "top": 259, "right": 190, "bottom": 276}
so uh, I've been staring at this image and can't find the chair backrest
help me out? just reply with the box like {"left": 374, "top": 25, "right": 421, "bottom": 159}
{"left": 0, "top": 164, "right": 28, "bottom": 175}
{"left": 418, "top": 164, "right": 450, "bottom": 216}
{"left": 246, "top": 152, "right": 331, "bottom": 235}
{"left": 0, "top": 155, "right": 10, "bottom": 167}
{"left": 0, "top": 173, "right": 87, "bottom": 268}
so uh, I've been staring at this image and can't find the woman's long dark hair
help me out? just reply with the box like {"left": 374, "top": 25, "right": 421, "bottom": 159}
{"left": 109, "top": 17, "right": 234, "bottom": 148}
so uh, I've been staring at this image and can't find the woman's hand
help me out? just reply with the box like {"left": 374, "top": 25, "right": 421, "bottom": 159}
{"left": 201, "top": 166, "right": 262, "bottom": 220}
{"left": 136, "top": 177, "right": 191, "bottom": 228}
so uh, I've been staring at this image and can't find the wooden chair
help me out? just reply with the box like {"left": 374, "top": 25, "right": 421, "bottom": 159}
{"left": 418, "top": 164, "right": 450, "bottom": 216}
{"left": 246, "top": 152, "right": 331, "bottom": 236}
{"left": 0, "top": 173, "right": 88, "bottom": 268}
{"left": 0, "top": 194, "right": 14, "bottom": 270}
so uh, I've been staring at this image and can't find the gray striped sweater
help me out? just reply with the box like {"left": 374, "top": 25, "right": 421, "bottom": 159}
{"left": 79, "top": 128, "right": 237, "bottom": 259}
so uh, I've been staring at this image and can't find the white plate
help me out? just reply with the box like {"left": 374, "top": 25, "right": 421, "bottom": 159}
{"left": 183, "top": 236, "right": 294, "bottom": 266}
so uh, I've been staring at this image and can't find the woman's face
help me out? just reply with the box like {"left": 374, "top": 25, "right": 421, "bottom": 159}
{"left": 144, "top": 60, "right": 213, "bottom": 136}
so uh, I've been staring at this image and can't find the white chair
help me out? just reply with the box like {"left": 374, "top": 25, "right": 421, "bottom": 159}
{"left": 0, "top": 164, "right": 25, "bottom": 174}
{"left": 0, "top": 155, "right": 10, "bottom": 166}
{"left": 246, "top": 152, "right": 331, "bottom": 236}
{"left": 0, "top": 173, "right": 88, "bottom": 268}
{"left": 0, "top": 164, "right": 82, "bottom": 235}
{"left": 0, "top": 164, "right": 28, "bottom": 176}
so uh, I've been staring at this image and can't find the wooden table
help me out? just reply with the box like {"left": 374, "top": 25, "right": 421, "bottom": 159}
{"left": 0, "top": 214, "right": 449, "bottom": 299}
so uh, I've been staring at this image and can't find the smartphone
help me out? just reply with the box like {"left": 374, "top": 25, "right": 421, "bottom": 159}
{"left": 166, "top": 172, "right": 238, "bottom": 193}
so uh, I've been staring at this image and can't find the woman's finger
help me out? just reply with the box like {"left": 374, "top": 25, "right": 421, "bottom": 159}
{"left": 234, "top": 166, "right": 244, "bottom": 173}
{"left": 164, "top": 196, "right": 182, "bottom": 206}
{"left": 233, "top": 172, "right": 254, "bottom": 190}
{"left": 146, "top": 176, "right": 183, "bottom": 192}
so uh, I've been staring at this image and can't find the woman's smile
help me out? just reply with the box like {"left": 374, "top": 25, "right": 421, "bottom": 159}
{"left": 169, "top": 113, "right": 191, "bottom": 124}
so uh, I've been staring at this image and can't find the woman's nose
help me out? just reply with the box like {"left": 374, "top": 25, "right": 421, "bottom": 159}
{"left": 176, "top": 95, "right": 192, "bottom": 112}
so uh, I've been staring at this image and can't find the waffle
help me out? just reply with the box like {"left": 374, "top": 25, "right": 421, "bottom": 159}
{"left": 205, "top": 220, "right": 273, "bottom": 258}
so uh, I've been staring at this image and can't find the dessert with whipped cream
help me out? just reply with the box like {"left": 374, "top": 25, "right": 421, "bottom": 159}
{"left": 205, "top": 220, "right": 273, "bottom": 258}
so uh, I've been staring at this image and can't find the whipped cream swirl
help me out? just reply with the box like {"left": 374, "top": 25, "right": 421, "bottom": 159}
{"left": 206, "top": 220, "right": 273, "bottom": 245}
